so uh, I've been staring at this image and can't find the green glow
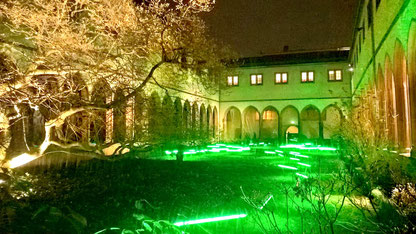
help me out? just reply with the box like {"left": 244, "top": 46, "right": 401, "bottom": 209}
{"left": 296, "top": 154, "right": 309, "bottom": 158}
{"left": 174, "top": 214, "right": 247, "bottom": 226}
{"left": 173, "top": 150, "right": 178, "bottom": 153}
{"left": 278, "top": 153, "right": 284, "bottom": 157}
{"left": 259, "top": 194, "right": 273, "bottom": 210}
{"left": 297, "top": 162, "right": 311, "bottom": 167}
{"left": 275, "top": 150, "right": 283, "bottom": 153}
{"left": 259, "top": 142, "right": 265, "bottom": 145}
{"left": 280, "top": 144, "right": 300, "bottom": 148}
{"left": 184, "top": 151, "right": 196, "bottom": 155}
{"left": 279, "top": 144, "right": 338, "bottom": 151}
{"left": 289, "top": 151, "right": 300, "bottom": 155}
{"left": 165, "top": 151, "right": 172, "bottom": 155}
{"left": 278, "top": 165, "right": 298, "bottom": 170}
{"left": 296, "top": 173, "right": 308, "bottom": 178}
{"left": 94, "top": 227, "right": 120, "bottom": 234}
{"left": 289, "top": 157, "right": 300, "bottom": 161}
{"left": 318, "top": 147, "right": 337, "bottom": 151}
{"left": 264, "top": 151, "right": 276, "bottom": 154}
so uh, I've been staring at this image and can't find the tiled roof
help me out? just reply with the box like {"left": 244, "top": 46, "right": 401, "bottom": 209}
{"left": 237, "top": 50, "right": 349, "bottom": 67}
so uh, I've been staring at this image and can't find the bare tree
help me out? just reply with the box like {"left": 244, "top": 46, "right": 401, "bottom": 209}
{"left": 0, "top": 0, "right": 233, "bottom": 164}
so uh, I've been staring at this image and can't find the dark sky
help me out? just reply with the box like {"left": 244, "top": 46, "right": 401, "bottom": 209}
{"left": 202, "top": 0, "right": 358, "bottom": 57}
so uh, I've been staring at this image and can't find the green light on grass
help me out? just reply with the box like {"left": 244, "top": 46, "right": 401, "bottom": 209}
{"left": 173, "top": 150, "right": 178, "bottom": 153}
{"left": 296, "top": 173, "right": 308, "bottom": 179}
{"left": 296, "top": 154, "right": 309, "bottom": 158}
{"left": 280, "top": 144, "right": 300, "bottom": 148}
{"left": 174, "top": 214, "right": 247, "bottom": 226}
{"left": 289, "top": 157, "right": 300, "bottom": 161}
{"left": 318, "top": 147, "right": 337, "bottom": 151}
{"left": 289, "top": 151, "right": 300, "bottom": 155}
{"left": 259, "top": 194, "right": 273, "bottom": 210}
{"left": 264, "top": 151, "right": 276, "bottom": 154}
{"left": 275, "top": 150, "right": 283, "bottom": 153}
{"left": 278, "top": 165, "right": 298, "bottom": 170}
{"left": 297, "top": 162, "right": 311, "bottom": 167}
{"left": 94, "top": 227, "right": 121, "bottom": 234}
{"left": 184, "top": 151, "right": 196, "bottom": 155}
{"left": 278, "top": 153, "right": 284, "bottom": 157}
{"left": 165, "top": 151, "right": 172, "bottom": 155}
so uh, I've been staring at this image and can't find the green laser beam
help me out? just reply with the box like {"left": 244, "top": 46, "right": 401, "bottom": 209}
{"left": 259, "top": 194, "right": 273, "bottom": 210}
{"left": 296, "top": 173, "right": 309, "bottom": 178}
{"left": 174, "top": 214, "right": 247, "bottom": 226}
{"left": 278, "top": 165, "right": 298, "bottom": 170}
{"left": 297, "top": 162, "right": 311, "bottom": 167}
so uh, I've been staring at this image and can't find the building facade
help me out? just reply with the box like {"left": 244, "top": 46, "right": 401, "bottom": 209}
{"left": 349, "top": 0, "right": 416, "bottom": 154}
{"left": 3, "top": 0, "right": 416, "bottom": 158}
{"left": 219, "top": 50, "right": 351, "bottom": 144}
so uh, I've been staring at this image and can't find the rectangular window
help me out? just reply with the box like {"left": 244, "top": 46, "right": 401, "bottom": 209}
{"left": 227, "top": 75, "right": 239, "bottom": 86}
{"left": 301, "top": 71, "right": 314, "bottom": 83}
{"left": 275, "top": 72, "right": 288, "bottom": 84}
{"left": 250, "top": 74, "right": 263, "bottom": 85}
{"left": 328, "top": 69, "right": 343, "bottom": 81}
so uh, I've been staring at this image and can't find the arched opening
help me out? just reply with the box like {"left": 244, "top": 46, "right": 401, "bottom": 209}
{"left": 173, "top": 98, "right": 183, "bottom": 141}
{"left": 212, "top": 106, "right": 219, "bottom": 140}
{"left": 300, "top": 105, "right": 320, "bottom": 142}
{"left": 260, "top": 106, "right": 279, "bottom": 142}
{"left": 191, "top": 102, "right": 198, "bottom": 139}
{"left": 408, "top": 21, "right": 416, "bottom": 149}
{"left": 200, "top": 104, "right": 206, "bottom": 139}
{"left": 376, "top": 65, "right": 387, "bottom": 137}
{"left": 90, "top": 81, "right": 111, "bottom": 144}
{"left": 161, "top": 95, "right": 174, "bottom": 143}
{"left": 385, "top": 56, "right": 398, "bottom": 145}
{"left": 30, "top": 74, "right": 59, "bottom": 146}
{"left": 285, "top": 126, "right": 299, "bottom": 144}
{"left": 147, "top": 91, "right": 162, "bottom": 142}
{"left": 242, "top": 106, "right": 260, "bottom": 141}
{"left": 207, "top": 105, "right": 213, "bottom": 139}
{"left": 280, "top": 106, "right": 299, "bottom": 144}
{"left": 183, "top": 100, "right": 191, "bottom": 140}
{"left": 62, "top": 73, "right": 89, "bottom": 142}
{"left": 224, "top": 107, "right": 242, "bottom": 141}
{"left": 393, "top": 41, "right": 411, "bottom": 151}
{"left": 322, "top": 105, "right": 342, "bottom": 140}
{"left": 134, "top": 93, "right": 147, "bottom": 141}
{"left": 113, "top": 88, "right": 126, "bottom": 142}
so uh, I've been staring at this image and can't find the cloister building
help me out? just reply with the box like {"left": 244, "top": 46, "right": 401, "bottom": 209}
{"left": 3, "top": 0, "right": 416, "bottom": 156}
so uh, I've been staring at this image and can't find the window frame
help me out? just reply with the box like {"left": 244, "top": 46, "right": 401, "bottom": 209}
{"left": 327, "top": 69, "right": 343, "bottom": 82}
{"left": 250, "top": 73, "right": 263, "bottom": 86}
{"left": 300, "top": 71, "right": 315, "bottom": 83}
{"left": 275, "top": 72, "right": 289, "bottom": 85}
{"left": 226, "top": 75, "right": 239, "bottom": 86}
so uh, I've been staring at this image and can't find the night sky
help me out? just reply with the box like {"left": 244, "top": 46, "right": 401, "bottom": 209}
{"left": 202, "top": 0, "right": 358, "bottom": 57}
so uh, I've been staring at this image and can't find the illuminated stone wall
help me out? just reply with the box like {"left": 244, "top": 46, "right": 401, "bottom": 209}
{"left": 219, "top": 55, "right": 350, "bottom": 143}
{"left": 350, "top": 0, "right": 416, "bottom": 154}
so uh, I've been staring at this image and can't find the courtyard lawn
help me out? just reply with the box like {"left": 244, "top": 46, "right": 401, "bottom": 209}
{"left": 9, "top": 144, "right": 371, "bottom": 233}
